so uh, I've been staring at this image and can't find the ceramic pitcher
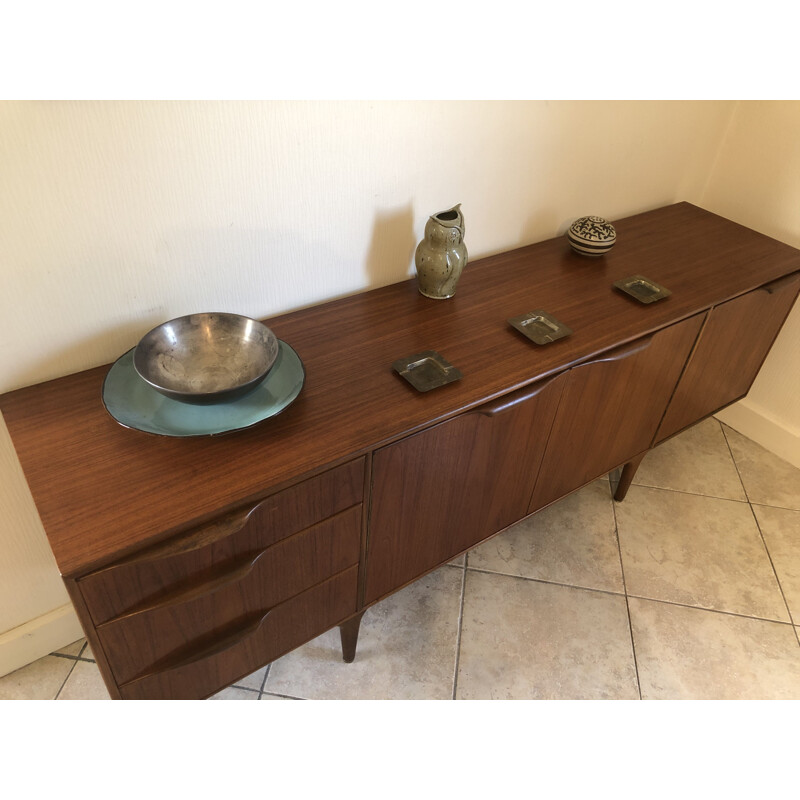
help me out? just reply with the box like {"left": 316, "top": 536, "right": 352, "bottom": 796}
{"left": 414, "top": 204, "right": 468, "bottom": 299}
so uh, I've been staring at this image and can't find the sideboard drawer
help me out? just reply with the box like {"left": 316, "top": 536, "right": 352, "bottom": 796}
{"left": 78, "top": 457, "right": 365, "bottom": 625}
{"left": 94, "top": 505, "right": 361, "bottom": 687}
{"left": 118, "top": 565, "right": 359, "bottom": 700}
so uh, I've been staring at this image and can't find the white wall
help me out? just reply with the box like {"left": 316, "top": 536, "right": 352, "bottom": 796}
{"left": 0, "top": 100, "right": 738, "bottom": 674}
{"left": 701, "top": 101, "right": 800, "bottom": 468}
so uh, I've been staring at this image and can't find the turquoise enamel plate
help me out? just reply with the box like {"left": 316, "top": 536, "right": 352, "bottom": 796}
{"left": 102, "top": 340, "right": 305, "bottom": 437}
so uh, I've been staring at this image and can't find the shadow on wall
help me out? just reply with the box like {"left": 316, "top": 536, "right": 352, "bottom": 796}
{"left": 363, "top": 203, "right": 577, "bottom": 287}
{"left": 363, "top": 204, "right": 417, "bottom": 289}
{"left": 3, "top": 209, "right": 427, "bottom": 392}
{"left": 4, "top": 216, "right": 408, "bottom": 393}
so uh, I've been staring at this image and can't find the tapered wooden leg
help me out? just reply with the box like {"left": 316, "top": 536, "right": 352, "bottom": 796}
{"left": 614, "top": 451, "right": 648, "bottom": 502}
{"left": 339, "top": 610, "right": 366, "bottom": 663}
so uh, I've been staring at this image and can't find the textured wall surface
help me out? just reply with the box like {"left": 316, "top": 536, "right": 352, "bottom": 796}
{"left": 0, "top": 100, "right": 738, "bottom": 648}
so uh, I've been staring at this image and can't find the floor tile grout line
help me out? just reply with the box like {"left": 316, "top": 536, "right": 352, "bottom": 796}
{"left": 749, "top": 500, "right": 800, "bottom": 514}
{"left": 609, "top": 488, "right": 643, "bottom": 701}
{"left": 625, "top": 592, "right": 796, "bottom": 626}
{"left": 720, "top": 422, "right": 753, "bottom": 504}
{"left": 53, "top": 657, "right": 80, "bottom": 700}
{"left": 51, "top": 652, "right": 92, "bottom": 663}
{"left": 226, "top": 685, "right": 260, "bottom": 697}
{"left": 745, "top": 504, "right": 798, "bottom": 632}
{"left": 463, "top": 565, "right": 627, "bottom": 600}
{"left": 259, "top": 664, "right": 271, "bottom": 694}
{"left": 630, "top": 481, "right": 749, "bottom": 504}
{"left": 230, "top": 664, "right": 273, "bottom": 697}
{"left": 261, "top": 691, "right": 304, "bottom": 700}
{"left": 720, "top": 421, "right": 798, "bottom": 633}
{"left": 451, "top": 554, "right": 468, "bottom": 701}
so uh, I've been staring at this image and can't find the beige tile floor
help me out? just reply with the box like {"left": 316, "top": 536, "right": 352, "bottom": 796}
{"left": 2, "top": 418, "right": 799, "bottom": 701}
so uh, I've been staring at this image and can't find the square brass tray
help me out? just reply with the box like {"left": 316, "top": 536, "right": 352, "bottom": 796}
{"left": 508, "top": 310, "right": 573, "bottom": 345}
{"left": 392, "top": 350, "right": 463, "bottom": 392}
{"left": 613, "top": 274, "right": 672, "bottom": 304}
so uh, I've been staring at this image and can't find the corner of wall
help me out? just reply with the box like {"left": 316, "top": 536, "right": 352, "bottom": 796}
{"left": 697, "top": 100, "right": 741, "bottom": 208}
{"left": 715, "top": 400, "right": 800, "bottom": 470}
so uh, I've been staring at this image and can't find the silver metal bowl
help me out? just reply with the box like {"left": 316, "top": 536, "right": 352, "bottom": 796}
{"left": 133, "top": 313, "right": 280, "bottom": 404}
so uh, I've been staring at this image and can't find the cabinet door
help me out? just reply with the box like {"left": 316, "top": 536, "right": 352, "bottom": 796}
{"left": 530, "top": 314, "right": 704, "bottom": 511}
{"left": 655, "top": 272, "right": 800, "bottom": 444}
{"left": 364, "top": 373, "right": 567, "bottom": 605}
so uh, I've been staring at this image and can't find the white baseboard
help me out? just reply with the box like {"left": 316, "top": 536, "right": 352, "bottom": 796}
{"left": 0, "top": 604, "right": 83, "bottom": 679}
{"left": 715, "top": 399, "right": 800, "bottom": 470}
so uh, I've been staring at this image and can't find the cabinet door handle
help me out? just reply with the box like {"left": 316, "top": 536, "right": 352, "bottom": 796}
{"left": 473, "top": 372, "right": 564, "bottom": 417}
{"left": 581, "top": 335, "right": 653, "bottom": 366}
{"left": 759, "top": 270, "right": 800, "bottom": 295}
{"left": 121, "top": 606, "right": 275, "bottom": 687}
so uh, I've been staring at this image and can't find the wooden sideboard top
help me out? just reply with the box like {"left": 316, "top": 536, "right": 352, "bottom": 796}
{"left": 3, "top": 202, "right": 800, "bottom": 577}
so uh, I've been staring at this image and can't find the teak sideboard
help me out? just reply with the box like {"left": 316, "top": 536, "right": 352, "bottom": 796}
{"left": 2, "top": 203, "right": 799, "bottom": 699}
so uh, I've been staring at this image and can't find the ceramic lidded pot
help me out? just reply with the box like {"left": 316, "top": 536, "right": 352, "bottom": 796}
{"left": 567, "top": 215, "right": 617, "bottom": 257}
{"left": 414, "top": 204, "right": 468, "bottom": 299}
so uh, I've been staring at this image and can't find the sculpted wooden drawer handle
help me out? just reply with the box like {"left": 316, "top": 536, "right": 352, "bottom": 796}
{"left": 473, "top": 373, "right": 564, "bottom": 417}
{"left": 760, "top": 270, "right": 800, "bottom": 295}
{"left": 121, "top": 606, "right": 275, "bottom": 687}
{"left": 98, "top": 503, "right": 261, "bottom": 572}
{"left": 99, "top": 547, "right": 272, "bottom": 625}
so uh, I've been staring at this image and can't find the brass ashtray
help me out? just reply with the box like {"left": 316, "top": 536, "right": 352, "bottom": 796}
{"left": 613, "top": 275, "right": 672, "bottom": 304}
{"left": 508, "top": 310, "right": 572, "bottom": 345}
{"left": 392, "top": 351, "right": 462, "bottom": 392}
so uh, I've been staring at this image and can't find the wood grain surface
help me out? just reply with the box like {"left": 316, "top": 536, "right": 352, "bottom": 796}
{"left": 529, "top": 314, "right": 704, "bottom": 510}
{"left": 655, "top": 270, "right": 800, "bottom": 443}
{"left": 117, "top": 565, "right": 358, "bottom": 700}
{"left": 365, "top": 371, "right": 566, "bottom": 604}
{"left": 95, "top": 506, "right": 361, "bottom": 686}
